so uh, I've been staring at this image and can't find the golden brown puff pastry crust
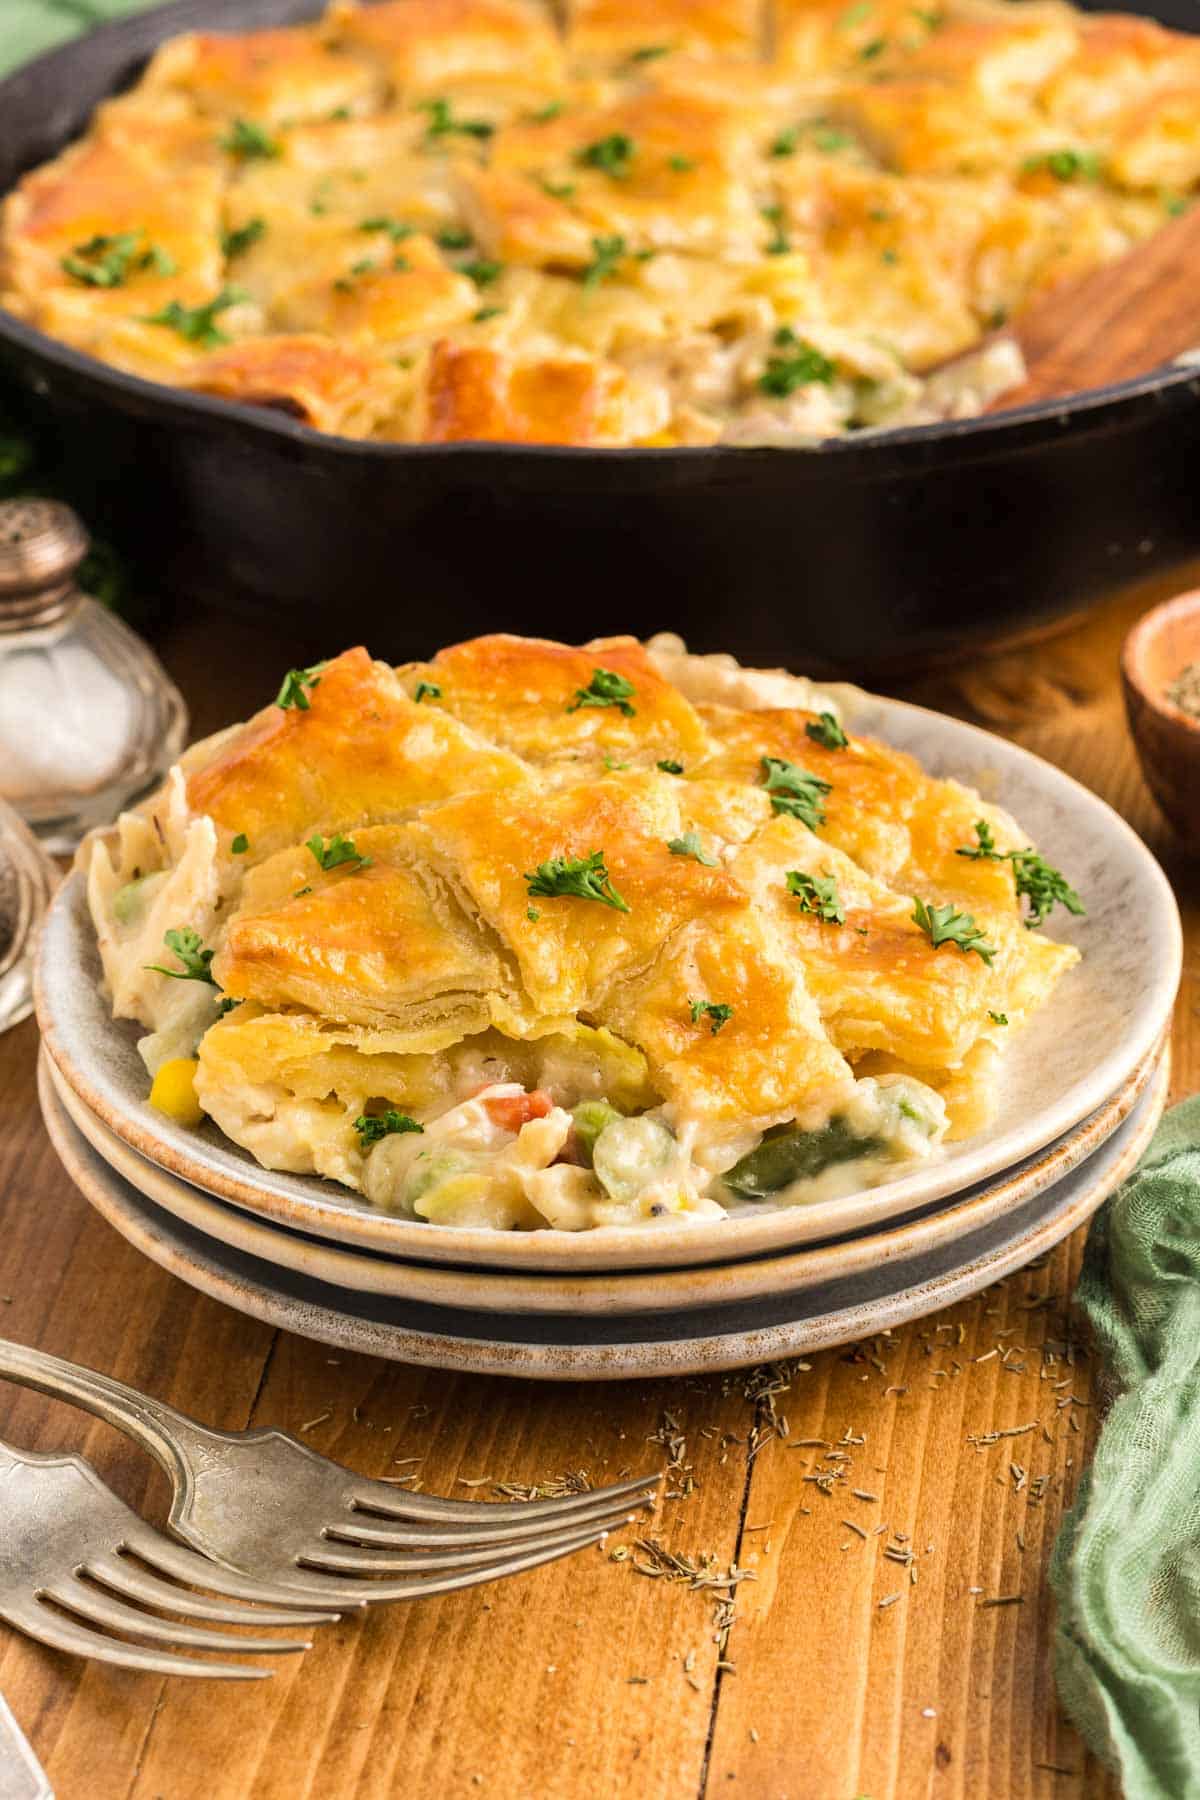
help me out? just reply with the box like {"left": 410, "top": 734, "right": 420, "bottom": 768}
{"left": 412, "top": 340, "right": 669, "bottom": 444}
{"left": 213, "top": 825, "right": 516, "bottom": 1039}
{"left": 184, "top": 646, "right": 527, "bottom": 860}
{"left": 423, "top": 632, "right": 714, "bottom": 762}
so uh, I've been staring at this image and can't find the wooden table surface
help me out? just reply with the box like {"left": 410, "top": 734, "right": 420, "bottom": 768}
{"left": 3, "top": 566, "right": 1198, "bottom": 1800}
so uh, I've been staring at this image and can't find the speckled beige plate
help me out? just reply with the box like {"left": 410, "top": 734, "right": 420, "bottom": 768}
{"left": 38, "top": 1042, "right": 1167, "bottom": 1380}
{"left": 42, "top": 1040, "right": 1164, "bottom": 1317}
{"left": 37, "top": 690, "right": 1181, "bottom": 1273}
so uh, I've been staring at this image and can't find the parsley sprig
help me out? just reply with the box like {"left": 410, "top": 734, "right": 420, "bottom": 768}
{"left": 759, "top": 327, "right": 837, "bottom": 397}
{"left": 222, "top": 218, "right": 266, "bottom": 258}
{"left": 276, "top": 664, "right": 323, "bottom": 710}
{"left": 912, "top": 897, "right": 996, "bottom": 964}
{"left": 582, "top": 234, "right": 627, "bottom": 289}
{"left": 421, "top": 98, "right": 493, "bottom": 142}
{"left": 805, "top": 711, "right": 848, "bottom": 750}
{"left": 307, "top": 833, "right": 371, "bottom": 873}
{"left": 143, "top": 288, "right": 244, "bottom": 349}
{"left": 414, "top": 681, "right": 441, "bottom": 703}
{"left": 525, "top": 852, "right": 630, "bottom": 912}
{"left": 657, "top": 759, "right": 684, "bottom": 775}
{"left": 956, "top": 821, "right": 1084, "bottom": 929}
{"left": 667, "top": 831, "right": 717, "bottom": 867}
{"left": 690, "top": 999, "right": 733, "bottom": 1034}
{"left": 62, "top": 231, "right": 175, "bottom": 289}
{"left": 145, "top": 926, "right": 217, "bottom": 985}
{"left": 220, "top": 118, "right": 281, "bottom": 161}
{"left": 567, "top": 667, "right": 637, "bottom": 716}
{"left": 577, "top": 134, "right": 636, "bottom": 179}
{"left": 786, "top": 870, "right": 845, "bottom": 923}
{"left": 761, "top": 756, "right": 831, "bottom": 828}
{"left": 354, "top": 1110, "right": 423, "bottom": 1146}
{"left": 1022, "top": 148, "right": 1101, "bottom": 183}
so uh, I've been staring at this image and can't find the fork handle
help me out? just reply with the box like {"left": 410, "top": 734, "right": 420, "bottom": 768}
{"left": 0, "top": 1338, "right": 202, "bottom": 1495}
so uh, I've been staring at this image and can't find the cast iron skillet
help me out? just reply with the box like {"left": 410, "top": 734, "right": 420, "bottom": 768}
{"left": 1, "top": 0, "right": 1198, "bottom": 671}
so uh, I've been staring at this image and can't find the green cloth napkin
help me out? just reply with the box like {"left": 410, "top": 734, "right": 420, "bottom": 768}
{"left": 0, "top": 2, "right": 161, "bottom": 80}
{"left": 1052, "top": 1094, "right": 1200, "bottom": 1800}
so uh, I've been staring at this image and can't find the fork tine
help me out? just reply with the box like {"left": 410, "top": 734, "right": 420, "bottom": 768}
{"left": 85, "top": 1552, "right": 336, "bottom": 1629}
{"left": 283, "top": 1519, "right": 616, "bottom": 1604}
{"left": 332, "top": 1489, "right": 647, "bottom": 1551}
{"left": 350, "top": 1470, "right": 660, "bottom": 1525}
{"left": 41, "top": 1576, "right": 312, "bottom": 1656}
{"left": 314, "top": 1508, "right": 636, "bottom": 1576}
{"left": 1, "top": 1598, "right": 269, "bottom": 1681}
{"left": 123, "top": 1526, "right": 360, "bottom": 1613}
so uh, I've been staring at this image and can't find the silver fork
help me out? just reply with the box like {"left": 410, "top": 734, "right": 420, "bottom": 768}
{"left": 0, "top": 1341, "right": 658, "bottom": 1603}
{"left": 0, "top": 1438, "right": 338, "bottom": 1680}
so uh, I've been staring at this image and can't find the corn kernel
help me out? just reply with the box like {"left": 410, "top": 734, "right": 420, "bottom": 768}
{"left": 149, "top": 1058, "right": 204, "bottom": 1128}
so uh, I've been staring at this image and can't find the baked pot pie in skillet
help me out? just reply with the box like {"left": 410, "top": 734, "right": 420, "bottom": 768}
{"left": 4, "top": 0, "right": 1199, "bottom": 446}
{"left": 81, "top": 634, "right": 1082, "bottom": 1231}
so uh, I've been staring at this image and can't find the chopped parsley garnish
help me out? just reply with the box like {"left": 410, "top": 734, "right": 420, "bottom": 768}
{"left": 539, "top": 177, "right": 578, "bottom": 200}
{"left": 603, "top": 754, "right": 629, "bottom": 770}
{"left": 145, "top": 926, "right": 217, "bottom": 985}
{"left": 911, "top": 6, "right": 944, "bottom": 26}
{"left": 142, "top": 288, "right": 243, "bottom": 350}
{"left": 786, "top": 870, "right": 845, "bottom": 923}
{"left": 294, "top": 885, "right": 313, "bottom": 898}
{"left": 436, "top": 227, "right": 473, "bottom": 250}
{"left": 989, "top": 1010, "right": 1009, "bottom": 1026}
{"left": 629, "top": 44, "right": 671, "bottom": 62}
{"left": 839, "top": 1, "right": 874, "bottom": 25}
{"left": 1022, "top": 148, "right": 1101, "bottom": 183}
{"left": 231, "top": 833, "right": 249, "bottom": 855}
{"left": 473, "top": 306, "right": 504, "bottom": 322}
{"left": 858, "top": 36, "right": 888, "bottom": 58}
{"left": 806, "top": 711, "right": 848, "bottom": 750}
{"left": 307, "top": 832, "right": 371, "bottom": 873}
{"left": 359, "top": 215, "right": 415, "bottom": 242}
{"left": 911, "top": 897, "right": 996, "bottom": 964}
{"left": 215, "top": 996, "right": 242, "bottom": 1018}
{"left": 462, "top": 259, "right": 503, "bottom": 286}
{"left": 61, "top": 232, "right": 175, "bottom": 288}
{"left": 758, "top": 327, "right": 837, "bottom": 396}
{"left": 421, "top": 98, "right": 494, "bottom": 141}
{"left": 527, "top": 906, "right": 541, "bottom": 921}
{"left": 220, "top": 118, "right": 281, "bottom": 161}
{"left": 529, "top": 101, "right": 564, "bottom": 124}
{"left": 760, "top": 756, "right": 831, "bottom": 828}
{"left": 354, "top": 1110, "right": 423, "bottom": 1147}
{"left": 1010, "top": 851, "right": 1085, "bottom": 928}
{"left": 761, "top": 204, "right": 791, "bottom": 255}
{"left": 582, "top": 234, "right": 627, "bottom": 289}
{"left": 667, "top": 831, "right": 718, "bottom": 866}
{"left": 221, "top": 217, "right": 266, "bottom": 259}
{"left": 690, "top": 999, "right": 733, "bottom": 1035}
{"left": 348, "top": 258, "right": 379, "bottom": 277}
{"left": 812, "top": 125, "right": 852, "bottom": 152}
{"left": 275, "top": 664, "right": 322, "bottom": 710}
{"left": 770, "top": 129, "right": 799, "bottom": 158}
{"left": 577, "top": 134, "right": 636, "bottom": 179}
{"left": 525, "top": 852, "right": 630, "bottom": 912}
{"left": 657, "top": 759, "right": 684, "bottom": 775}
{"left": 567, "top": 667, "right": 637, "bottom": 716}
{"left": 414, "top": 681, "right": 442, "bottom": 702}
{"left": 955, "top": 821, "right": 1084, "bottom": 928}
{"left": 668, "top": 155, "right": 696, "bottom": 172}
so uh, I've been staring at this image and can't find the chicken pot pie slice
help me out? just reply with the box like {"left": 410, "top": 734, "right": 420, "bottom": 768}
{"left": 86, "top": 633, "right": 1083, "bottom": 1232}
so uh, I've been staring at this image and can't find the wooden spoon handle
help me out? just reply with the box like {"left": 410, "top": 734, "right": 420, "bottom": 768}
{"left": 986, "top": 203, "right": 1200, "bottom": 412}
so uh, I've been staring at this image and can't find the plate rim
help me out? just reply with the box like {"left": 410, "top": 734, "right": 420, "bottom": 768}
{"left": 42, "top": 1039, "right": 1164, "bottom": 1316}
{"left": 36, "top": 686, "right": 1182, "bottom": 1272}
{"left": 38, "top": 1046, "right": 1168, "bottom": 1380}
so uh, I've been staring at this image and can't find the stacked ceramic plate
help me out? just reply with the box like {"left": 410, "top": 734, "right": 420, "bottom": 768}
{"left": 35, "top": 692, "right": 1181, "bottom": 1380}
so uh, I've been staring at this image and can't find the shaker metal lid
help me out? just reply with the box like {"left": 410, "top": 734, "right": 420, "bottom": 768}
{"left": 0, "top": 498, "right": 89, "bottom": 620}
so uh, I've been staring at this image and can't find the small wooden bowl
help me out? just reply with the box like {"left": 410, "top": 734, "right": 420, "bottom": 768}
{"left": 1122, "top": 589, "right": 1200, "bottom": 844}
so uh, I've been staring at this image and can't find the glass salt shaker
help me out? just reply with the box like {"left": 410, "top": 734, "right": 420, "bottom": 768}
{"left": 0, "top": 498, "right": 187, "bottom": 853}
{"left": 0, "top": 794, "right": 58, "bottom": 1032}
